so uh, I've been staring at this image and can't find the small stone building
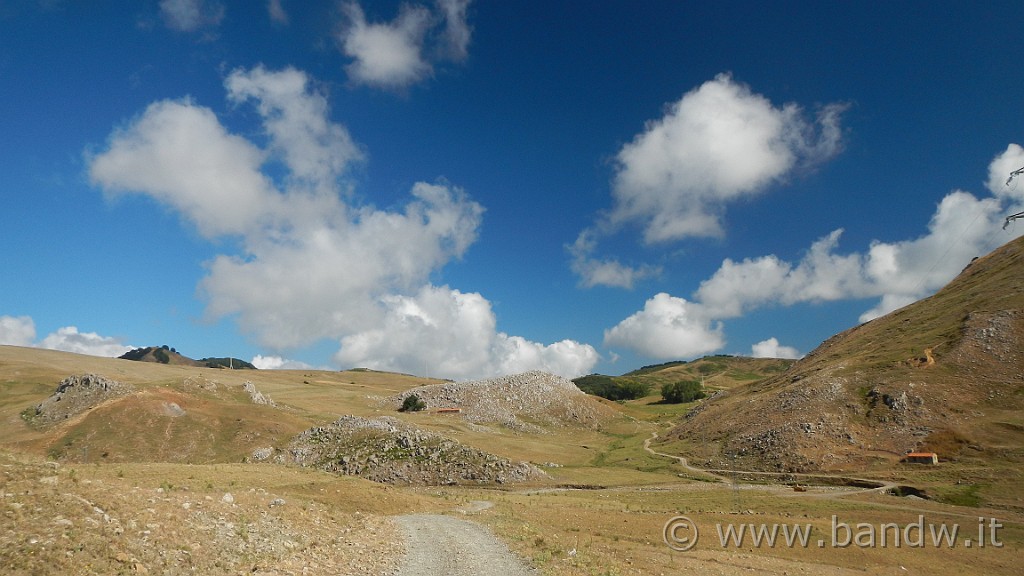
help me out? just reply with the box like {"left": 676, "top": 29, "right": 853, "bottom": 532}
{"left": 902, "top": 452, "right": 939, "bottom": 464}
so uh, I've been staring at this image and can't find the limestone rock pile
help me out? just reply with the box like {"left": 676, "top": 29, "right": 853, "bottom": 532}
{"left": 276, "top": 415, "right": 546, "bottom": 485}
{"left": 393, "top": 370, "right": 616, "bottom": 432}
{"left": 28, "top": 374, "right": 133, "bottom": 426}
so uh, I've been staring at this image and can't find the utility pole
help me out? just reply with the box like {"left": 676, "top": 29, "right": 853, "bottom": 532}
{"left": 1003, "top": 166, "right": 1024, "bottom": 230}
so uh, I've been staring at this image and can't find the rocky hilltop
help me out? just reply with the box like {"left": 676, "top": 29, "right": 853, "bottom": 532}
{"left": 119, "top": 346, "right": 255, "bottom": 369}
{"left": 391, "top": 370, "right": 619, "bottom": 433}
{"left": 25, "top": 374, "right": 134, "bottom": 427}
{"left": 269, "top": 416, "right": 546, "bottom": 485}
{"left": 665, "top": 235, "right": 1024, "bottom": 473}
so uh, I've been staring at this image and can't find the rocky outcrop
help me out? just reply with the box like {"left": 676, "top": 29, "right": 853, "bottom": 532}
{"left": 272, "top": 416, "right": 547, "bottom": 486}
{"left": 242, "top": 381, "right": 276, "bottom": 406}
{"left": 27, "top": 374, "right": 133, "bottom": 426}
{"left": 391, "top": 371, "right": 617, "bottom": 432}
{"left": 665, "top": 235, "right": 1024, "bottom": 473}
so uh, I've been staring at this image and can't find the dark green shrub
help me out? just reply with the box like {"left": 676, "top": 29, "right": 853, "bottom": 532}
{"left": 400, "top": 394, "right": 426, "bottom": 412}
{"left": 661, "top": 380, "right": 705, "bottom": 404}
{"left": 572, "top": 375, "right": 650, "bottom": 401}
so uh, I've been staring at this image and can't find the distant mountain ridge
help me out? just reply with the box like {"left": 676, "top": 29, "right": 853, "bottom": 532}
{"left": 119, "top": 346, "right": 256, "bottom": 369}
{"left": 573, "top": 355, "right": 793, "bottom": 400}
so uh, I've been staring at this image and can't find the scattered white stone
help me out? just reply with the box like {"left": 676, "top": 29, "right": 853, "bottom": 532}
{"left": 242, "top": 381, "right": 276, "bottom": 406}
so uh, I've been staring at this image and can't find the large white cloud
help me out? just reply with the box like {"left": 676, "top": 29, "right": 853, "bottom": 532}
{"left": 0, "top": 315, "right": 36, "bottom": 347}
{"left": 200, "top": 181, "right": 484, "bottom": 349}
{"left": 603, "top": 293, "right": 724, "bottom": 359}
{"left": 0, "top": 316, "right": 132, "bottom": 357}
{"left": 605, "top": 145, "right": 1024, "bottom": 360}
{"left": 610, "top": 73, "right": 845, "bottom": 244}
{"left": 89, "top": 98, "right": 281, "bottom": 238}
{"left": 337, "top": 1, "right": 473, "bottom": 89}
{"left": 38, "top": 326, "right": 133, "bottom": 357}
{"left": 88, "top": 65, "right": 590, "bottom": 380}
{"left": 573, "top": 74, "right": 846, "bottom": 288}
{"left": 696, "top": 190, "right": 1006, "bottom": 323}
{"left": 225, "top": 66, "right": 363, "bottom": 195}
{"left": 336, "top": 285, "right": 598, "bottom": 379}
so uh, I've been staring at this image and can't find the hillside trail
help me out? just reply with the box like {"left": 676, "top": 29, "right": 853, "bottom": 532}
{"left": 642, "top": 431, "right": 1024, "bottom": 521}
{"left": 643, "top": 431, "right": 897, "bottom": 497}
{"left": 393, "top": 512, "right": 535, "bottom": 576}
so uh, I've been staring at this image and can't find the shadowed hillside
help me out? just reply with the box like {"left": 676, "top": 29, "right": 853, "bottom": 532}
{"left": 119, "top": 346, "right": 256, "bottom": 369}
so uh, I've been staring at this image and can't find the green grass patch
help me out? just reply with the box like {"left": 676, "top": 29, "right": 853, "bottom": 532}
{"left": 935, "top": 483, "right": 984, "bottom": 507}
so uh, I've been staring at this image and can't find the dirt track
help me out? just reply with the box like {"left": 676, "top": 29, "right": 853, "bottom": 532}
{"left": 394, "top": 514, "right": 534, "bottom": 576}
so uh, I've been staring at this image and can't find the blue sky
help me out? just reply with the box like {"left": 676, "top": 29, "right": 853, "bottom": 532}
{"left": 2, "top": 0, "right": 1024, "bottom": 380}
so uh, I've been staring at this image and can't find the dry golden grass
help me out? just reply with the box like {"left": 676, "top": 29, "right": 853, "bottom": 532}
{"left": 3, "top": 343, "right": 1023, "bottom": 575}
{"left": 453, "top": 481, "right": 1024, "bottom": 576}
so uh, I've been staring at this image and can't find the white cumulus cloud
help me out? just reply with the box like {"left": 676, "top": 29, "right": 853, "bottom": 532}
{"left": 696, "top": 190, "right": 1007, "bottom": 323}
{"left": 573, "top": 73, "right": 846, "bottom": 288}
{"left": 1, "top": 315, "right": 132, "bottom": 357}
{"left": 89, "top": 98, "right": 281, "bottom": 238}
{"left": 200, "top": 181, "right": 484, "bottom": 349}
{"left": 603, "top": 293, "right": 724, "bottom": 360}
{"left": 605, "top": 145, "right": 1024, "bottom": 360}
{"left": 339, "top": 2, "right": 434, "bottom": 89}
{"left": 336, "top": 285, "right": 599, "bottom": 380}
{"left": 0, "top": 315, "right": 36, "bottom": 346}
{"left": 251, "top": 354, "right": 313, "bottom": 370}
{"left": 224, "top": 66, "right": 364, "bottom": 195}
{"left": 609, "top": 73, "right": 845, "bottom": 244}
{"left": 751, "top": 337, "right": 800, "bottom": 359}
{"left": 337, "top": 1, "right": 473, "bottom": 90}
{"left": 88, "top": 65, "right": 591, "bottom": 381}
{"left": 38, "top": 326, "right": 133, "bottom": 357}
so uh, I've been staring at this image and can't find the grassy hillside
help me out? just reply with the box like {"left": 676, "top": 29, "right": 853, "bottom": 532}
{"left": 662, "top": 235, "right": 1024, "bottom": 508}
{"left": 623, "top": 355, "right": 793, "bottom": 388}
{"left": 0, "top": 347, "right": 643, "bottom": 484}
{"left": 574, "top": 355, "right": 793, "bottom": 404}
{"left": 2, "top": 324, "right": 1023, "bottom": 575}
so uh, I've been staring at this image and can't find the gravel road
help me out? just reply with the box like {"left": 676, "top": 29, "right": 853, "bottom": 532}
{"left": 394, "top": 514, "right": 535, "bottom": 576}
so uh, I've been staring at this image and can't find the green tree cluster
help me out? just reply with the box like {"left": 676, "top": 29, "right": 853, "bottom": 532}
{"left": 153, "top": 348, "right": 170, "bottom": 364}
{"left": 660, "top": 380, "right": 705, "bottom": 404}
{"left": 572, "top": 375, "right": 651, "bottom": 401}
